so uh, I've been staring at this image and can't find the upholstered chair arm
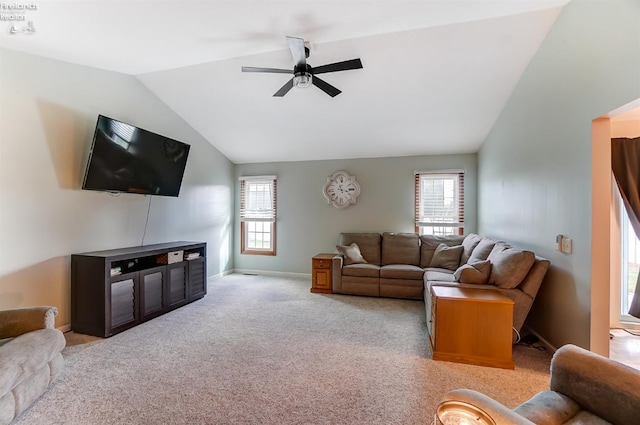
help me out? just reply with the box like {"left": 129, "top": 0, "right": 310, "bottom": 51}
{"left": 331, "top": 255, "right": 343, "bottom": 293}
{"left": 549, "top": 344, "right": 640, "bottom": 425}
{"left": 0, "top": 306, "right": 58, "bottom": 338}
{"left": 440, "top": 389, "right": 535, "bottom": 425}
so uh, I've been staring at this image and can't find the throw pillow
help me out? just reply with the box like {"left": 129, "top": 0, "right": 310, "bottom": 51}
{"left": 467, "top": 238, "right": 496, "bottom": 263}
{"left": 453, "top": 260, "right": 491, "bottom": 284}
{"left": 429, "top": 243, "right": 463, "bottom": 271}
{"left": 460, "top": 233, "right": 483, "bottom": 264}
{"left": 487, "top": 245, "right": 536, "bottom": 289}
{"left": 336, "top": 243, "right": 367, "bottom": 266}
{"left": 419, "top": 235, "right": 465, "bottom": 268}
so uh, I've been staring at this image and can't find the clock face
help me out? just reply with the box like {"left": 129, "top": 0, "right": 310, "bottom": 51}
{"left": 323, "top": 171, "right": 361, "bottom": 208}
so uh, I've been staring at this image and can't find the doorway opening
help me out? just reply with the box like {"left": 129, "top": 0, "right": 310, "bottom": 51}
{"left": 591, "top": 99, "right": 640, "bottom": 360}
{"left": 599, "top": 101, "right": 640, "bottom": 369}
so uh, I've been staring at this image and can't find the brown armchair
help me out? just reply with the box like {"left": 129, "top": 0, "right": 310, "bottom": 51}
{"left": 0, "top": 306, "right": 66, "bottom": 424}
{"left": 436, "top": 344, "right": 640, "bottom": 425}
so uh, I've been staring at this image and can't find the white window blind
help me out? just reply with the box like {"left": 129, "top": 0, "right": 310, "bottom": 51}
{"left": 415, "top": 171, "right": 464, "bottom": 235}
{"left": 109, "top": 120, "right": 135, "bottom": 142}
{"left": 109, "top": 120, "right": 136, "bottom": 150}
{"left": 239, "top": 176, "right": 277, "bottom": 222}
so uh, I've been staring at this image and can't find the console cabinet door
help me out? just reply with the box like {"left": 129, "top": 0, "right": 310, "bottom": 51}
{"left": 187, "top": 257, "right": 206, "bottom": 301}
{"left": 140, "top": 266, "right": 166, "bottom": 321}
{"left": 110, "top": 272, "right": 139, "bottom": 335}
{"left": 166, "top": 262, "right": 188, "bottom": 310}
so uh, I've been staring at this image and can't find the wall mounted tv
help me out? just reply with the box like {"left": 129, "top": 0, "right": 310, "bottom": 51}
{"left": 82, "top": 115, "right": 190, "bottom": 197}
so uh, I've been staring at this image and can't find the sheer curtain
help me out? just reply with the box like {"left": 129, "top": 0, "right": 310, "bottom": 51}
{"left": 612, "top": 137, "right": 640, "bottom": 318}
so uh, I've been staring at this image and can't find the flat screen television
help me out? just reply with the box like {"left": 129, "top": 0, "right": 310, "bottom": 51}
{"left": 82, "top": 115, "right": 190, "bottom": 197}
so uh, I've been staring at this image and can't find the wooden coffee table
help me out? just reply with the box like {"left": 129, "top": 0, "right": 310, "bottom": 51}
{"left": 429, "top": 285, "right": 514, "bottom": 369}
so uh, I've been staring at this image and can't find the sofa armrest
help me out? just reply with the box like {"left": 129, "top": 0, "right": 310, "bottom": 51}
{"left": 440, "top": 389, "right": 535, "bottom": 425}
{"left": 550, "top": 344, "right": 640, "bottom": 425}
{"left": 0, "top": 306, "right": 58, "bottom": 338}
{"left": 332, "top": 255, "right": 343, "bottom": 293}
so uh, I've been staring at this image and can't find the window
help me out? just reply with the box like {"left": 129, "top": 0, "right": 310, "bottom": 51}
{"left": 414, "top": 171, "right": 464, "bottom": 236}
{"left": 109, "top": 120, "right": 136, "bottom": 150}
{"left": 240, "top": 176, "right": 277, "bottom": 255}
{"left": 620, "top": 199, "right": 640, "bottom": 324}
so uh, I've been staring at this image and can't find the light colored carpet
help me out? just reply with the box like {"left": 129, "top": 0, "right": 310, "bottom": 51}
{"left": 15, "top": 273, "right": 552, "bottom": 424}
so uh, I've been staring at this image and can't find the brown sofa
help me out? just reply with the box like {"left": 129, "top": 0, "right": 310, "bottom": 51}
{"left": 438, "top": 344, "right": 640, "bottom": 424}
{"left": 331, "top": 232, "right": 550, "bottom": 341}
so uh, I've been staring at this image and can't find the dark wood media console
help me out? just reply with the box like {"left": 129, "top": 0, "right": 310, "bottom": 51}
{"left": 71, "top": 241, "right": 207, "bottom": 337}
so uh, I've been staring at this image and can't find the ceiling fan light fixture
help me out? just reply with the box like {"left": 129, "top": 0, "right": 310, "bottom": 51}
{"left": 293, "top": 72, "right": 312, "bottom": 88}
{"left": 242, "top": 36, "right": 362, "bottom": 97}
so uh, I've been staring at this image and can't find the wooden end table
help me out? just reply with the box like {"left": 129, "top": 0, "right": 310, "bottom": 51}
{"left": 430, "top": 285, "right": 514, "bottom": 369}
{"left": 311, "top": 253, "right": 334, "bottom": 294}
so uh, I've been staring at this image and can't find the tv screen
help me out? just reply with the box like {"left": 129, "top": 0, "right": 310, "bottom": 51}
{"left": 82, "top": 115, "right": 190, "bottom": 197}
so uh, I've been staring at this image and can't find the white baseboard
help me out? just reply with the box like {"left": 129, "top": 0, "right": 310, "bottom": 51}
{"left": 231, "top": 269, "right": 311, "bottom": 279}
{"left": 208, "top": 270, "right": 233, "bottom": 281}
{"left": 522, "top": 326, "right": 558, "bottom": 353}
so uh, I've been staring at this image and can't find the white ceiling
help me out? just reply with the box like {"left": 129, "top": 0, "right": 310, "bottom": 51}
{"left": 0, "top": 0, "right": 572, "bottom": 164}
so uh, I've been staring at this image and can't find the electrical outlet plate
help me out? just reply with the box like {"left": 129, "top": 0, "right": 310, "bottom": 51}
{"left": 561, "top": 238, "right": 573, "bottom": 254}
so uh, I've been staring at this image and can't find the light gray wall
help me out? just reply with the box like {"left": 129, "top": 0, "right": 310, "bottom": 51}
{"left": 478, "top": 0, "right": 640, "bottom": 349}
{"left": 0, "top": 48, "right": 235, "bottom": 328}
{"left": 233, "top": 154, "right": 477, "bottom": 274}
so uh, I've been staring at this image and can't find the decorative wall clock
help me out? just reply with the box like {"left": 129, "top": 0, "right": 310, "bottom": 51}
{"left": 323, "top": 170, "right": 361, "bottom": 209}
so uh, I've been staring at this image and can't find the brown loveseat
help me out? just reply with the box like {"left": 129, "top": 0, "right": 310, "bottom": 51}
{"left": 331, "top": 232, "right": 550, "bottom": 341}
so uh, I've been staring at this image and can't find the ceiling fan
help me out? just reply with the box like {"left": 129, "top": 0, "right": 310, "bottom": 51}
{"left": 241, "top": 36, "right": 363, "bottom": 98}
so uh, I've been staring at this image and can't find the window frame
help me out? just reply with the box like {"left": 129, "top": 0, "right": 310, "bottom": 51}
{"left": 239, "top": 176, "right": 277, "bottom": 256}
{"left": 619, "top": 189, "right": 640, "bottom": 325}
{"left": 414, "top": 171, "right": 465, "bottom": 236}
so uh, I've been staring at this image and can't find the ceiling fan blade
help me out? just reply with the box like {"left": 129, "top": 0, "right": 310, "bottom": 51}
{"left": 286, "top": 36, "right": 307, "bottom": 68}
{"left": 312, "top": 58, "right": 363, "bottom": 75}
{"left": 242, "top": 66, "right": 292, "bottom": 74}
{"left": 273, "top": 78, "right": 294, "bottom": 97}
{"left": 312, "top": 76, "right": 341, "bottom": 97}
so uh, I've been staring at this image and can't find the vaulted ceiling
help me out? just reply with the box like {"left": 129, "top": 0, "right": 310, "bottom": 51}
{"left": 0, "top": 1, "right": 572, "bottom": 163}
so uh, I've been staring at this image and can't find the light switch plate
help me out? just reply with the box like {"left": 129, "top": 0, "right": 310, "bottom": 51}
{"left": 561, "top": 238, "right": 573, "bottom": 254}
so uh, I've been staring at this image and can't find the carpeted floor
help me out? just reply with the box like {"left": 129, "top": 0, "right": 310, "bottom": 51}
{"left": 15, "top": 273, "right": 553, "bottom": 424}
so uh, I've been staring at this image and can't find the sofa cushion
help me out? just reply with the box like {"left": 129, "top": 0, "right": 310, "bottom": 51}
{"left": 424, "top": 269, "right": 456, "bottom": 282}
{"left": 429, "top": 243, "right": 463, "bottom": 271}
{"left": 336, "top": 243, "right": 367, "bottom": 266}
{"left": 380, "top": 264, "right": 425, "bottom": 280}
{"left": 341, "top": 277, "right": 380, "bottom": 297}
{"left": 453, "top": 260, "right": 491, "bottom": 284}
{"left": 460, "top": 233, "right": 483, "bottom": 264}
{"left": 339, "top": 233, "right": 381, "bottom": 265}
{"left": 467, "top": 237, "right": 497, "bottom": 263}
{"left": 341, "top": 263, "right": 380, "bottom": 278}
{"left": 419, "top": 235, "right": 465, "bottom": 268}
{"left": 381, "top": 232, "right": 420, "bottom": 266}
{"left": 491, "top": 241, "right": 511, "bottom": 251}
{"left": 487, "top": 243, "right": 536, "bottom": 289}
